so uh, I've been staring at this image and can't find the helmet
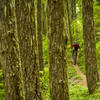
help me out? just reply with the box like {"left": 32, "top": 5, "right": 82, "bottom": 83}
{"left": 74, "top": 41, "right": 77, "bottom": 45}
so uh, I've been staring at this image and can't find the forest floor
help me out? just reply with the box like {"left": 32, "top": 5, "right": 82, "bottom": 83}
{"left": 70, "top": 56, "right": 87, "bottom": 87}
{"left": 74, "top": 64, "right": 87, "bottom": 87}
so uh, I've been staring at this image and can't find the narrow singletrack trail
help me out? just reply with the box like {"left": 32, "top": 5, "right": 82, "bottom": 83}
{"left": 74, "top": 64, "right": 87, "bottom": 87}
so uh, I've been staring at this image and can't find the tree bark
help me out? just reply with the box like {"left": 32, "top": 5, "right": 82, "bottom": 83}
{"left": 15, "top": 0, "right": 42, "bottom": 99}
{"left": 48, "top": 0, "right": 69, "bottom": 100}
{"left": 65, "top": 0, "right": 72, "bottom": 45}
{"left": 82, "top": 0, "right": 99, "bottom": 94}
{"left": 0, "top": 0, "right": 25, "bottom": 100}
{"left": 37, "top": 0, "right": 44, "bottom": 71}
{"left": 42, "top": 2, "right": 48, "bottom": 34}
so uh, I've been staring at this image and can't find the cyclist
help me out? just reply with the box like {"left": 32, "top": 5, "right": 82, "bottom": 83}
{"left": 71, "top": 41, "right": 80, "bottom": 65}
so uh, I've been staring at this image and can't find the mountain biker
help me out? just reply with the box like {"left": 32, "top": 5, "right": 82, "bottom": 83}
{"left": 71, "top": 41, "right": 80, "bottom": 65}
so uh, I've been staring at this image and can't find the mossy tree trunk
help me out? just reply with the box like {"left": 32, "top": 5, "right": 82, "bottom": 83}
{"left": 0, "top": 0, "right": 5, "bottom": 69}
{"left": 65, "top": 0, "right": 72, "bottom": 45}
{"left": 15, "top": 0, "right": 42, "bottom": 99}
{"left": 37, "top": 0, "right": 44, "bottom": 71}
{"left": 48, "top": 0, "right": 69, "bottom": 100}
{"left": 42, "top": 2, "right": 48, "bottom": 34}
{"left": 70, "top": 0, "right": 77, "bottom": 39}
{"left": 0, "top": 0, "right": 25, "bottom": 100}
{"left": 82, "top": 0, "right": 99, "bottom": 94}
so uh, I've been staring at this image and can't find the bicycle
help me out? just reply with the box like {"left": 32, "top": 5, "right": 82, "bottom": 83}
{"left": 72, "top": 50, "right": 77, "bottom": 65}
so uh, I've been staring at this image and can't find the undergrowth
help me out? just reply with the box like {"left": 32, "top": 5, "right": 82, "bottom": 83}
{"left": 40, "top": 64, "right": 100, "bottom": 100}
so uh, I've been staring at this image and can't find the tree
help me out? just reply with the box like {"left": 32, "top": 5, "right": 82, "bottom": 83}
{"left": 37, "top": 0, "right": 44, "bottom": 71}
{"left": 69, "top": 0, "right": 77, "bottom": 39}
{"left": 0, "top": 0, "right": 5, "bottom": 70}
{"left": 70, "top": 0, "right": 76, "bottom": 22}
{"left": 42, "top": 0, "right": 48, "bottom": 34}
{"left": 82, "top": 0, "right": 99, "bottom": 94}
{"left": 15, "top": 0, "right": 42, "bottom": 99}
{"left": 48, "top": 0, "right": 69, "bottom": 100}
{"left": 65, "top": 0, "right": 72, "bottom": 45}
{"left": 0, "top": 0, "right": 25, "bottom": 100}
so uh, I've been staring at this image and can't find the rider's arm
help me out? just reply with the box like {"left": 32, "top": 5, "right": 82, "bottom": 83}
{"left": 78, "top": 44, "right": 80, "bottom": 51}
{"left": 71, "top": 44, "right": 74, "bottom": 49}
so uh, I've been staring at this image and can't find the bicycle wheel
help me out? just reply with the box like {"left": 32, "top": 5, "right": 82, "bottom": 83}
{"left": 72, "top": 51, "right": 77, "bottom": 65}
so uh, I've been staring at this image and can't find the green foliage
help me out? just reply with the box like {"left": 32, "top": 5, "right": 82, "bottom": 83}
{"left": 43, "top": 34, "right": 48, "bottom": 65}
{"left": 39, "top": 64, "right": 100, "bottom": 100}
{"left": 0, "top": 70, "right": 4, "bottom": 100}
{"left": 41, "top": 0, "right": 46, "bottom": 4}
{"left": 68, "top": 62, "right": 100, "bottom": 100}
{"left": 74, "top": 75, "right": 82, "bottom": 80}
{"left": 41, "top": 34, "right": 49, "bottom": 99}
{"left": 0, "top": 70, "right": 2, "bottom": 77}
{"left": 0, "top": 0, "right": 100, "bottom": 99}
{"left": 94, "top": 1, "right": 100, "bottom": 32}
{"left": 0, "top": 89, "right": 4, "bottom": 100}
{"left": 0, "top": 83, "right": 4, "bottom": 88}
{"left": 68, "top": 64, "right": 77, "bottom": 80}
{"left": 40, "top": 67, "right": 50, "bottom": 100}
{"left": 69, "top": 84, "right": 100, "bottom": 100}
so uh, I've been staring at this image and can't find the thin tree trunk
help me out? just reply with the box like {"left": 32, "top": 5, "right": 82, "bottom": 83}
{"left": 42, "top": 2, "right": 47, "bottom": 34}
{"left": 42, "top": 4, "right": 45, "bottom": 34}
{"left": 68, "top": 0, "right": 77, "bottom": 41}
{"left": 73, "top": 0, "right": 76, "bottom": 19}
{"left": 70, "top": 0, "right": 76, "bottom": 22}
{"left": 65, "top": 0, "right": 72, "bottom": 45}
{"left": 37, "top": 0, "right": 44, "bottom": 71}
{"left": 48, "top": 0, "right": 69, "bottom": 100}
{"left": 82, "top": 0, "right": 99, "bottom": 94}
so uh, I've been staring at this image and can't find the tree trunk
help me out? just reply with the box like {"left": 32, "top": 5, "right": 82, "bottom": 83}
{"left": 70, "top": 0, "right": 76, "bottom": 21}
{"left": 15, "top": 0, "right": 42, "bottom": 100}
{"left": 48, "top": 0, "right": 69, "bottom": 100}
{"left": 65, "top": 0, "right": 72, "bottom": 45}
{"left": 37, "top": 0, "right": 44, "bottom": 71}
{"left": 82, "top": 0, "right": 99, "bottom": 94}
{"left": 42, "top": 2, "right": 47, "bottom": 34}
{"left": 0, "top": 0, "right": 25, "bottom": 100}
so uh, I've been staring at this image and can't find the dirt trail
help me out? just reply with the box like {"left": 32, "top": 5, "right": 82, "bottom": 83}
{"left": 74, "top": 64, "right": 87, "bottom": 87}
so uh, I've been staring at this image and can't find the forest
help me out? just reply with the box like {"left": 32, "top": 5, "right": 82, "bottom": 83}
{"left": 0, "top": 0, "right": 100, "bottom": 100}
